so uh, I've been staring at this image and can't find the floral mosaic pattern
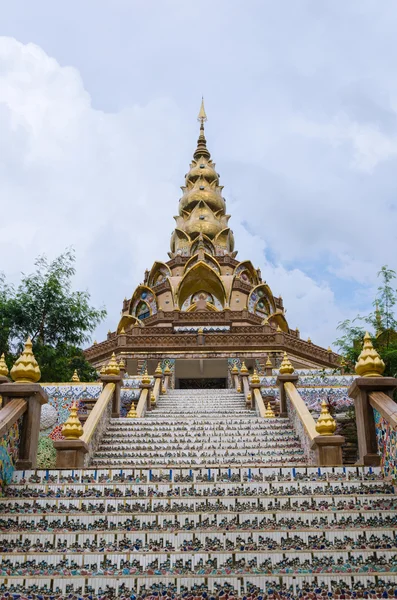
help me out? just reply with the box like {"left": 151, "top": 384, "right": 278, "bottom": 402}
{"left": 373, "top": 407, "right": 397, "bottom": 481}
{"left": 40, "top": 384, "right": 102, "bottom": 440}
{"left": 286, "top": 394, "right": 316, "bottom": 464}
{"left": 0, "top": 418, "right": 21, "bottom": 492}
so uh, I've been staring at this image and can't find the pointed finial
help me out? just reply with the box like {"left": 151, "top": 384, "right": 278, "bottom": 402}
{"left": 141, "top": 368, "right": 151, "bottom": 385}
{"left": 155, "top": 362, "right": 163, "bottom": 375}
{"left": 279, "top": 352, "right": 294, "bottom": 375}
{"left": 231, "top": 363, "right": 239, "bottom": 374}
{"left": 197, "top": 97, "right": 207, "bottom": 124}
{"left": 315, "top": 400, "right": 337, "bottom": 435}
{"left": 10, "top": 337, "right": 41, "bottom": 383}
{"left": 120, "top": 327, "right": 126, "bottom": 334}
{"left": 118, "top": 357, "right": 126, "bottom": 370}
{"left": 237, "top": 384, "right": 242, "bottom": 393}
{"left": 106, "top": 352, "right": 120, "bottom": 376}
{"left": 0, "top": 353, "right": 9, "bottom": 378}
{"left": 150, "top": 392, "right": 156, "bottom": 405}
{"left": 265, "top": 356, "right": 272, "bottom": 367}
{"left": 240, "top": 361, "right": 248, "bottom": 375}
{"left": 127, "top": 402, "right": 137, "bottom": 418}
{"left": 161, "top": 384, "right": 167, "bottom": 394}
{"left": 71, "top": 369, "right": 80, "bottom": 383}
{"left": 355, "top": 332, "right": 385, "bottom": 377}
{"left": 250, "top": 369, "right": 260, "bottom": 385}
{"left": 307, "top": 337, "right": 312, "bottom": 344}
{"left": 265, "top": 402, "right": 275, "bottom": 419}
{"left": 62, "top": 401, "right": 84, "bottom": 439}
{"left": 164, "top": 364, "right": 171, "bottom": 375}
{"left": 246, "top": 392, "right": 252, "bottom": 403}
{"left": 327, "top": 346, "right": 332, "bottom": 353}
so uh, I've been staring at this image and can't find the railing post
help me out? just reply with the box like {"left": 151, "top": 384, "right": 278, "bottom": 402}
{"left": 231, "top": 363, "right": 240, "bottom": 391}
{"left": 152, "top": 363, "right": 163, "bottom": 406}
{"left": 249, "top": 370, "right": 261, "bottom": 412}
{"left": 239, "top": 362, "right": 250, "bottom": 407}
{"left": 100, "top": 360, "right": 123, "bottom": 418}
{"left": 163, "top": 365, "right": 171, "bottom": 393}
{"left": 276, "top": 353, "right": 299, "bottom": 417}
{"left": 348, "top": 332, "right": 397, "bottom": 466}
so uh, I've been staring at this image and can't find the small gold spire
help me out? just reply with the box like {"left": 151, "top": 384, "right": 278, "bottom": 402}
{"left": 265, "top": 356, "right": 272, "bottom": 367}
{"left": 118, "top": 358, "right": 126, "bottom": 370}
{"left": 0, "top": 354, "right": 9, "bottom": 378}
{"left": 62, "top": 401, "right": 84, "bottom": 439}
{"left": 127, "top": 402, "right": 137, "bottom": 418}
{"left": 120, "top": 327, "right": 126, "bottom": 334}
{"left": 106, "top": 352, "right": 120, "bottom": 376}
{"left": 276, "top": 325, "right": 282, "bottom": 332}
{"left": 355, "top": 332, "right": 385, "bottom": 377}
{"left": 93, "top": 340, "right": 97, "bottom": 345}
{"left": 164, "top": 364, "right": 171, "bottom": 375}
{"left": 240, "top": 361, "right": 248, "bottom": 375}
{"left": 99, "top": 365, "right": 106, "bottom": 375}
{"left": 250, "top": 369, "right": 260, "bottom": 385}
{"left": 231, "top": 363, "right": 239, "bottom": 374}
{"left": 246, "top": 392, "right": 252, "bottom": 403}
{"left": 198, "top": 327, "right": 204, "bottom": 334}
{"left": 71, "top": 369, "right": 80, "bottom": 383}
{"left": 155, "top": 362, "right": 163, "bottom": 375}
{"left": 279, "top": 352, "right": 294, "bottom": 375}
{"left": 236, "top": 385, "right": 242, "bottom": 393}
{"left": 315, "top": 400, "right": 337, "bottom": 435}
{"left": 161, "top": 384, "right": 167, "bottom": 394}
{"left": 141, "top": 368, "right": 151, "bottom": 385}
{"left": 307, "top": 337, "right": 312, "bottom": 344}
{"left": 197, "top": 97, "right": 207, "bottom": 123}
{"left": 264, "top": 402, "right": 275, "bottom": 419}
{"left": 10, "top": 337, "right": 41, "bottom": 383}
{"left": 327, "top": 346, "right": 332, "bottom": 353}
{"left": 150, "top": 392, "right": 156, "bottom": 405}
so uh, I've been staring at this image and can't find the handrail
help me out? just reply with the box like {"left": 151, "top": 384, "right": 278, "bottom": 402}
{"left": 136, "top": 388, "right": 150, "bottom": 418}
{"left": 284, "top": 381, "right": 318, "bottom": 441}
{"left": 369, "top": 391, "right": 397, "bottom": 429}
{"left": 0, "top": 398, "right": 27, "bottom": 437}
{"left": 81, "top": 383, "right": 115, "bottom": 445}
{"left": 252, "top": 388, "right": 266, "bottom": 418}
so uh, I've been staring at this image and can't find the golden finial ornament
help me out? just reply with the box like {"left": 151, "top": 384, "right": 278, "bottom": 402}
{"left": 237, "top": 385, "right": 242, "bottom": 393}
{"left": 141, "top": 368, "right": 151, "bottom": 385}
{"left": 231, "top": 363, "right": 239, "bottom": 375}
{"left": 198, "top": 327, "right": 204, "bottom": 334}
{"left": 250, "top": 369, "right": 260, "bottom": 385}
{"left": 240, "top": 361, "right": 248, "bottom": 375}
{"left": 246, "top": 392, "right": 252, "bottom": 403}
{"left": 315, "top": 400, "right": 337, "bottom": 436}
{"left": 150, "top": 392, "right": 156, "bottom": 405}
{"left": 118, "top": 358, "right": 126, "bottom": 370}
{"left": 155, "top": 362, "right": 163, "bottom": 375}
{"left": 0, "top": 354, "right": 9, "bottom": 378}
{"left": 99, "top": 365, "right": 106, "bottom": 375}
{"left": 120, "top": 327, "right": 126, "bottom": 334}
{"left": 161, "top": 384, "right": 167, "bottom": 394}
{"left": 265, "top": 356, "right": 272, "bottom": 367}
{"left": 71, "top": 369, "right": 80, "bottom": 383}
{"left": 327, "top": 346, "right": 332, "bottom": 353}
{"left": 127, "top": 402, "right": 137, "bottom": 418}
{"left": 355, "top": 332, "right": 385, "bottom": 377}
{"left": 197, "top": 97, "right": 207, "bottom": 123}
{"left": 106, "top": 353, "right": 120, "bottom": 376}
{"left": 10, "top": 337, "right": 41, "bottom": 383}
{"left": 62, "top": 401, "right": 84, "bottom": 440}
{"left": 279, "top": 352, "right": 294, "bottom": 375}
{"left": 265, "top": 402, "right": 275, "bottom": 419}
{"left": 307, "top": 337, "right": 312, "bottom": 344}
{"left": 276, "top": 325, "right": 282, "bottom": 332}
{"left": 164, "top": 364, "right": 171, "bottom": 375}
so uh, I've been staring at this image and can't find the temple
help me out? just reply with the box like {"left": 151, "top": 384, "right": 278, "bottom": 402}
{"left": 86, "top": 100, "right": 340, "bottom": 385}
{"left": 0, "top": 102, "right": 397, "bottom": 600}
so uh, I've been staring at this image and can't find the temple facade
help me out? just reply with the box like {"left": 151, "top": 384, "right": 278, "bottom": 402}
{"left": 85, "top": 102, "right": 340, "bottom": 385}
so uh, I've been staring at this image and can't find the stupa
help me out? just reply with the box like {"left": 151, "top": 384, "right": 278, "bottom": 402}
{"left": 85, "top": 101, "right": 340, "bottom": 385}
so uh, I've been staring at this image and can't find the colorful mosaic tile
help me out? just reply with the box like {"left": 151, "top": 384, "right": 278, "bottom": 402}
{"left": 0, "top": 417, "right": 21, "bottom": 492}
{"left": 374, "top": 407, "right": 397, "bottom": 482}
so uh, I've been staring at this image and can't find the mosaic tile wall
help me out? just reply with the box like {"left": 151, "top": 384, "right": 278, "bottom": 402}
{"left": 286, "top": 394, "right": 316, "bottom": 464}
{"left": 0, "top": 417, "right": 21, "bottom": 492}
{"left": 373, "top": 407, "right": 397, "bottom": 482}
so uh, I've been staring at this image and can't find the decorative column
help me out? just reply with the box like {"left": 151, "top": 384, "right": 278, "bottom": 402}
{"left": 140, "top": 369, "right": 153, "bottom": 413}
{"left": 314, "top": 400, "right": 344, "bottom": 466}
{"left": 348, "top": 332, "right": 396, "bottom": 466}
{"left": 152, "top": 362, "right": 163, "bottom": 406}
{"left": 249, "top": 369, "right": 261, "bottom": 411}
{"left": 99, "top": 353, "right": 123, "bottom": 417}
{"left": 163, "top": 364, "right": 171, "bottom": 393}
{"left": 265, "top": 356, "right": 273, "bottom": 377}
{"left": 231, "top": 363, "right": 240, "bottom": 391}
{"left": 1, "top": 338, "right": 48, "bottom": 469}
{"left": 276, "top": 352, "right": 298, "bottom": 417}
{"left": 239, "top": 362, "right": 250, "bottom": 407}
{"left": 54, "top": 401, "right": 88, "bottom": 468}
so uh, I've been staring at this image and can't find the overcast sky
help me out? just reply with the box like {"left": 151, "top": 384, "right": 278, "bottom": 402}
{"left": 1, "top": 1, "right": 396, "bottom": 348}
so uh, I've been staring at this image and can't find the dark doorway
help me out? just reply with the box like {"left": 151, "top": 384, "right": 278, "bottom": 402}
{"left": 178, "top": 378, "right": 227, "bottom": 389}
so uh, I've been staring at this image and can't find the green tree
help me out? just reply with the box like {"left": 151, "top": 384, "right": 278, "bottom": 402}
{"left": 335, "top": 266, "right": 397, "bottom": 377}
{"left": 0, "top": 250, "right": 106, "bottom": 381}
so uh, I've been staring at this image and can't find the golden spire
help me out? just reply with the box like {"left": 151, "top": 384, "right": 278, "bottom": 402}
{"left": 164, "top": 364, "right": 171, "bottom": 375}
{"left": 106, "top": 352, "right": 120, "bottom": 376}
{"left": 0, "top": 353, "right": 9, "bottom": 378}
{"left": 231, "top": 363, "right": 239, "bottom": 374}
{"left": 355, "top": 331, "right": 385, "bottom": 377}
{"left": 265, "top": 402, "right": 275, "bottom": 419}
{"left": 240, "top": 361, "right": 248, "bottom": 374}
{"left": 118, "top": 358, "right": 126, "bottom": 370}
{"left": 155, "top": 362, "right": 163, "bottom": 375}
{"left": 150, "top": 392, "right": 156, "bottom": 405}
{"left": 62, "top": 401, "right": 84, "bottom": 439}
{"left": 250, "top": 369, "right": 260, "bottom": 385}
{"left": 265, "top": 356, "right": 272, "bottom": 367}
{"left": 10, "top": 337, "right": 41, "bottom": 383}
{"left": 315, "top": 400, "right": 337, "bottom": 435}
{"left": 71, "top": 369, "right": 80, "bottom": 383}
{"left": 127, "top": 402, "right": 137, "bottom": 418}
{"left": 279, "top": 352, "right": 294, "bottom": 375}
{"left": 141, "top": 368, "right": 151, "bottom": 385}
{"left": 197, "top": 97, "right": 207, "bottom": 124}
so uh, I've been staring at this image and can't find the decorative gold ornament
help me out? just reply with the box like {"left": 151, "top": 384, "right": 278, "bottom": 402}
{"left": 307, "top": 337, "right": 312, "bottom": 344}
{"left": 264, "top": 402, "right": 275, "bottom": 419}
{"left": 315, "top": 400, "right": 337, "bottom": 436}
{"left": 10, "top": 337, "right": 41, "bottom": 383}
{"left": 71, "top": 370, "right": 80, "bottom": 383}
{"left": 155, "top": 362, "right": 163, "bottom": 375}
{"left": 198, "top": 327, "right": 204, "bottom": 334}
{"left": 62, "top": 401, "right": 84, "bottom": 439}
{"left": 141, "top": 368, "right": 151, "bottom": 385}
{"left": 276, "top": 325, "right": 282, "bottom": 332}
{"left": 0, "top": 354, "right": 9, "bottom": 378}
{"left": 161, "top": 385, "right": 167, "bottom": 394}
{"left": 265, "top": 356, "right": 272, "bottom": 367}
{"left": 150, "top": 392, "right": 156, "bottom": 405}
{"left": 93, "top": 340, "right": 97, "bottom": 345}
{"left": 240, "top": 361, "right": 248, "bottom": 375}
{"left": 118, "top": 358, "right": 126, "bottom": 370}
{"left": 231, "top": 363, "right": 239, "bottom": 374}
{"left": 279, "top": 352, "right": 294, "bottom": 375}
{"left": 99, "top": 365, "right": 106, "bottom": 375}
{"left": 164, "top": 364, "right": 171, "bottom": 375}
{"left": 250, "top": 369, "right": 260, "bottom": 385}
{"left": 246, "top": 392, "right": 252, "bottom": 403}
{"left": 237, "top": 385, "right": 242, "bottom": 393}
{"left": 106, "top": 353, "right": 120, "bottom": 376}
{"left": 327, "top": 346, "right": 332, "bottom": 353}
{"left": 127, "top": 402, "right": 137, "bottom": 418}
{"left": 355, "top": 332, "right": 385, "bottom": 377}
{"left": 120, "top": 327, "right": 126, "bottom": 334}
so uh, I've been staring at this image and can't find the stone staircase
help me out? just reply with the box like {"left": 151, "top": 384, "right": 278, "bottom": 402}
{"left": 1, "top": 388, "right": 397, "bottom": 599}
{"left": 92, "top": 388, "right": 305, "bottom": 467}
